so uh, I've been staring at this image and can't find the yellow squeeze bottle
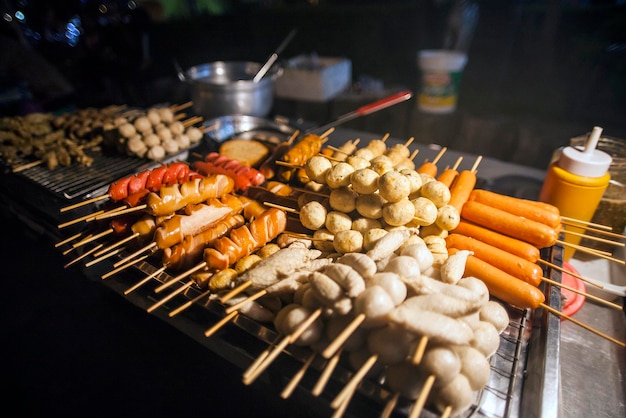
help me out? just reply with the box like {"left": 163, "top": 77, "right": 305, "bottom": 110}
{"left": 539, "top": 126, "right": 612, "bottom": 261}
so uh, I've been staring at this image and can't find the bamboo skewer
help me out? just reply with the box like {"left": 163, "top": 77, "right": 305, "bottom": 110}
{"left": 557, "top": 240, "right": 625, "bottom": 265}
{"left": 85, "top": 247, "right": 124, "bottom": 267}
{"left": 322, "top": 313, "right": 366, "bottom": 359}
{"left": 12, "top": 159, "right": 43, "bottom": 172}
{"left": 541, "top": 276, "right": 623, "bottom": 310}
{"left": 243, "top": 308, "right": 323, "bottom": 385}
{"left": 408, "top": 374, "right": 436, "bottom": 418}
{"left": 113, "top": 242, "right": 157, "bottom": 268}
{"left": 147, "top": 281, "right": 194, "bottom": 313}
{"left": 62, "top": 234, "right": 93, "bottom": 255}
{"left": 311, "top": 348, "right": 343, "bottom": 397}
{"left": 204, "top": 310, "right": 238, "bottom": 338}
{"left": 92, "top": 232, "right": 140, "bottom": 258}
{"left": 64, "top": 244, "right": 103, "bottom": 268}
{"left": 561, "top": 220, "right": 626, "bottom": 240}
{"left": 220, "top": 280, "right": 253, "bottom": 303}
{"left": 169, "top": 288, "right": 212, "bottom": 317}
{"left": 561, "top": 216, "right": 613, "bottom": 231}
{"left": 60, "top": 194, "right": 110, "bottom": 212}
{"left": 72, "top": 228, "right": 114, "bottom": 248}
{"left": 154, "top": 262, "right": 206, "bottom": 294}
{"left": 124, "top": 266, "right": 166, "bottom": 295}
{"left": 58, "top": 209, "right": 104, "bottom": 229}
{"left": 280, "top": 352, "right": 316, "bottom": 399}
{"left": 540, "top": 302, "right": 625, "bottom": 347}
{"left": 55, "top": 232, "right": 84, "bottom": 247}
{"left": 91, "top": 204, "right": 147, "bottom": 221}
{"left": 330, "top": 354, "right": 378, "bottom": 409}
{"left": 560, "top": 228, "right": 625, "bottom": 247}
{"left": 411, "top": 335, "right": 429, "bottom": 365}
{"left": 381, "top": 392, "right": 401, "bottom": 418}
{"left": 538, "top": 259, "right": 606, "bottom": 289}
{"left": 101, "top": 254, "right": 149, "bottom": 279}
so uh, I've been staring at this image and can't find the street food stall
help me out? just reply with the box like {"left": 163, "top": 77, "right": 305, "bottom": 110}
{"left": 1, "top": 1, "right": 625, "bottom": 417}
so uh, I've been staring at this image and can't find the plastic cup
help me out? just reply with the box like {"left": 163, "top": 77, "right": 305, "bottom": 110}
{"left": 417, "top": 50, "right": 468, "bottom": 114}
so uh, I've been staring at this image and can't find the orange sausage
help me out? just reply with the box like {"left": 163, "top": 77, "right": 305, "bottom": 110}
{"left": 436, "top": 168, "right": 458, "bottom": 188}
{"left": 461, "top": 200, "right": 558, "bottom": 249}
{"left": 452, "top": 248, "right": 545, "bottom": 310}
{"left": 452, "top": 220, "right": 540, "bottom": 262}
{"left": 447, "top": 170, "right": 477, "bottom": 212}
{"left": 417, "top": 161, "right": 438, "bottom": 177}
{"left": 446, "top": 233, "right": 543, "bottom": 287}
{"left": 468, "top": 189, "right": 561, "bottom": 229}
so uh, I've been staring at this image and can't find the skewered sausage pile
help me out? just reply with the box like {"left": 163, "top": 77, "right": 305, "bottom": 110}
{"left": 53, "top": 129, "right": 618, "bottom": 418}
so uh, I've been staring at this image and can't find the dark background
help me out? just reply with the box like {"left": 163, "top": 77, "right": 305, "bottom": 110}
{"left": 1, "top": 0, "right": 625, "bottom": 169}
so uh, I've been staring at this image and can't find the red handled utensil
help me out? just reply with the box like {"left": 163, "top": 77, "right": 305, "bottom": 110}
{"left": 304, "top": 89, "right": 413, "bottom": 134}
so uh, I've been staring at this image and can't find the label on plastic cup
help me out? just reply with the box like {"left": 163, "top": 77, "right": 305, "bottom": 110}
{"left": 417, "top": 50, "right": 467, "bottom": 114}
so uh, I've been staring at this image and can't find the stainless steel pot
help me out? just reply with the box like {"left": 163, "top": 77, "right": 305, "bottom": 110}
{"left": 178, "top": 61, "right": 282, "bottom": 119}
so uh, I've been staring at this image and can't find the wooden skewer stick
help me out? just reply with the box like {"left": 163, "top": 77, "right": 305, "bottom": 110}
{"left": 224, "top": 289, "right": 267, "bottom": 314}
{"left": 64, "top": 244, "right": 104, "bottom": 268}
{"left": 242, "top": 343, "right": 275, "bottom": 381}
{"left": 431, "top": 146, "right": 447, "bottom": 165}
{"left": 169, "top": 288, "right": 212, "bottom": 317}
{"left": 182, "top": 115, "right": 203, "bottom": 128}
{"left": 557, "top": 239, "right": 626, "bottom": 265}
{"left": 441, "top": 405, "right": 453, "bottom": 418}
{"left": 409, "top": 148, "right": 420, "bottom": 161}
{"left": 470, "top": 155, "right": 483, "bottom": 173}
{"left": 91, "top": 204, "right": 147, "bottom": 221}
{"left": 411, "top": 335, "right": 429, "bottom": 365}
{"left": 101, "top": 254, "right": 149, "bottom": 280}
{"left": 404, "top": 137, "right": 415, "bottom": 148}
{"left": 204, "top": 310, "right": 238, "bottom": 338}
{"left": 85, "top": 247, "right": 123, "bottom": 267}
{"left": 274, "top": 160, "right": 301, "bottom": 169}
{"left": 322, "top": 313, "right": 366, "bottom": 359}
{"left": 58, "top": 209, "right": 105, "bottom": 229}
{"left": 220, "top": 280, "right": 253, "bottom": 304}
{"left": 170, "top": 101, "right": 193, "bottom": 113}
{"left": 60, "top": 194, "right": 110, "bottom": 212}
{"left": 112, "top": 242, "right": 157, "bottom": 268}
{"left": 263, "top": 201, "right": 299, "bottom": 214}
{"left": 154, "top": 262, "right": 207, "bottom": 294}
{"left": 92, "top": 232, "right": 140, "bottom": 258}
{"left": 541, "top": 302, "right": 625, "bottom": 346}
{"left": 280, "top": 352, "right": 316, "bottom": 399}
{"left": 561, "top": 220, "right": 626, "bottom": 239}
{"left": 331, "top": 386, "right": 354, "bottom": 418}
{"left": 560, "top": 228, "right": 625, "bottom": 247}
{"left": 124, "top": 266, "right": 166, "bottom": 295}
{"left": 541, "top": 276, "right": 623, "bottom": 310}
{"left": 63, "top": 234, "right": 93, "bottom": 255}
{"left": 319, "top": 127, "right": 335, "bottom": 139}
{"left": 243, "top": 308, "right": 323, "bottom": 385}
{"left": 538, "top": 259, "right": 605, "bottom": 289}
{"left": 330, "top": 353, "right": 378, "bottom": 409}
{"left": 12, "top": 159, "right": 43, "bottom": 172}
{"left": 55, "top": 232, "right": 84, "bottom": 247}
{"left": 311, "top": 348, "right": 343, "bottom": 397}
{"left": 243, "top": 338, "right": 290, "bottom": 385}
{"left": 381, "top": 392, "right": 401, "bottom": 418}
{"left": 408, "top": 374, "right": 436, "bottom": 418}
{"left": 147, "top": 281, "right": 194, "bottom": 313}
{"left": 72, "top": 228, "right": 114, "bottom": 248}
{"left": 451, "top": 156, "right": 464, "bottom": 171}
{"left": 561, "top": 216, "right": 613, "bottom": 231}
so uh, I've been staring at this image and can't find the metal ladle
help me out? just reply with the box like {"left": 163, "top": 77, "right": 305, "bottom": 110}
{"left": 253, "top": 28, "right": 297, "bottom": 83}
